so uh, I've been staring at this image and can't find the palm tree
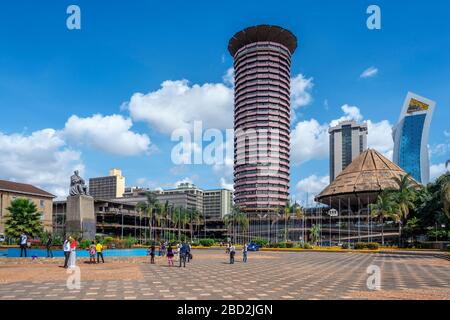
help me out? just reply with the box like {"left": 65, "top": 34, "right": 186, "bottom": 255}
{"left": 223, "top": 205, "right": 249, "bottom": 244}
{"left": 137, "top": 192, "right": 159, "bottom": 243}
{"left": 5, "top": 198, "right": 44, "bottom": 239}
{"left": 282, "top": 201, "right": 293, "bottom": 242}
{"left": 370, "top": 193, "right": 396, "bottom": 246}
{"left": 309, "top": 224, "right": 320, "bottom": 245}
{"left": 294, "top": 203, "right": 304, "bottom": 241}
{"left": 391, "top": 174, "right": 417, "bottom": 246}
{"left": 440, "top": 174, "right": 450, "bottom": 219}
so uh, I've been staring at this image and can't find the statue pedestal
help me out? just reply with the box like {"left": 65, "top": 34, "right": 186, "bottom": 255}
{"left": 66, "top": 195, "right": 96, "bottom": 240}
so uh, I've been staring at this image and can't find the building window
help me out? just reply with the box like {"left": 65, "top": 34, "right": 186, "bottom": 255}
{"left": 40, "top": 200, "right": 45, "bottom": 208}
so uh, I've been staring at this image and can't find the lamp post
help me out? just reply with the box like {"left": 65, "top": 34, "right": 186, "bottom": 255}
{"left": 328, "top": 209, "right": 338, "bottom": 247}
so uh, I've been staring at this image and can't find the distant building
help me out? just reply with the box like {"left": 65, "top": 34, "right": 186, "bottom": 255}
{"left": 53, "top": 199, "right": 152, "bottom": 239}
{"left": 160, "top": 183, "right": 204, "bottom": 214}
{"left": 0, "top": 179, "right": 55, "bottom": 234}
{"left": 89, "top": 169, "right": 125, "bottom": 199}
{"left": 329, "top": 120, "right": 368, "bottom": 182}
{"left": 203, "top": 189, "right": 233, "bottom": 219}
{"left": 393, "top": 92, "right": 436, "bottom": 184}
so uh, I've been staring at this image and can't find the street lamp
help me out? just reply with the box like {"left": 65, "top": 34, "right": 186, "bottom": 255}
{"left": 328, "top": 209, "right": 338, "bottom": 247}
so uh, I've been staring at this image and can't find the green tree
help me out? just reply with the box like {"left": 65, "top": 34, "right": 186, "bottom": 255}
{"left": 309, "top": 224, "right": 320, "bottom": 245}
{"left": 223, "top": 205, "right": 249, "bottom": 244}
{"left": 5, "top": 198, "right": 44, "bottom": 239}
{"left": 370, "top": 193, "right": 397, "bottom": 246}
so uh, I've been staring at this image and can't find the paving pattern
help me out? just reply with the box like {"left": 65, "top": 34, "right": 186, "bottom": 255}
{"left": 0, "top": 249, "right": 449, "bottom": 300}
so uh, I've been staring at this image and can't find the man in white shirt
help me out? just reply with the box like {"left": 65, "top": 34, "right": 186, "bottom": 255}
{"left": 19, "top": 233, "right": 28, "bottom": 257}
{"left": 63, "top": 236, "right": 71, "bottom": 268}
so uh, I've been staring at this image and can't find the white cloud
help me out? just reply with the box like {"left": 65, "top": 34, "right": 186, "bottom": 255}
{"left": 295, "top": 175, "right": 329, "bottom": 205}
{"left": 430, "top": 163, "right": 448, "bottom": 181}
{"left": 0, "top": 129, "right": 84, "bottom": 198}
{"left": 329, "top": 104, "right": 363, "bottom": 127}
{"left": 63, "top": 114, "right": 151, "bottom": 156}
{"left": 220, "top": 177, "right": 234, "bottom": 191}
{"left": 291, "top": 74, "right": 314, "bottom": 109}
{"left": 366, "top": 120, "right": 394, "bottom": 160}
{"left": 223, "top": 67, "right": 234, "bottom": 87}
{"left": 360, "top": 66, "right": 378, "bottom": 78}
{"left": 127, "top": 80, "right": 234, "bottom": 134}
{"left": 291, "top": 119, "right": 329, "bottom": 165}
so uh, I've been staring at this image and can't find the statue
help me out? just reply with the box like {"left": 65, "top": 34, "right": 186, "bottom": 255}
{"left": 69, "top": 170, "right": 89, "bottom": 196}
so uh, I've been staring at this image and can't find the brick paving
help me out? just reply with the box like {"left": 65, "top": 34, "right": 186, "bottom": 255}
{"left": 0, "top": 249, "right": 449, "bottom": 300}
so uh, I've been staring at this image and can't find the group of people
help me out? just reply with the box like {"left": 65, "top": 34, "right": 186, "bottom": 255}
{"left": 19, "top": 233, "right": 56, "bottom": 258}
{"left": 62, "top": 236, "right": 77, "bottom": 269}
{"left": 147, "top": 241, "right": 192, "bottom": 267}
{"left": 226, "top": 242, "right": 248, "bottom": 264}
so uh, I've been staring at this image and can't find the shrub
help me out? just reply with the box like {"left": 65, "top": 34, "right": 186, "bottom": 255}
{"left": 302, "top": 243, "right": 313, "bottom": 249}
{"left": 354, "top": 242, "right": 368, "bottom": 250}
{"left": 103, "top": 236, "right": 114, "bottom": 245}
{"left": 79, "top": 239, "right": 91, "bottom": 250}
{"left": 341, "top": 242, "right": 351, "bottom": 249}
{"left": 367, "top": 242, "right": 380, "bottom": 250}
{"left": 190, "top": 241, "right": 200, "bottom": 247}
{"left": 199, "top": 239, "right": 215, "bottom": 247}
{"left": 447, "top": 244, "right": 450, "bottom": 251}
{"left": 250, "top": 238, "right": 268, "bottom": 247}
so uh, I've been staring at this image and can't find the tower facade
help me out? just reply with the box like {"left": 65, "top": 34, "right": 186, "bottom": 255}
{"left": 329, "top": 120, "right": 368, "bottom": 182}
{"left": 228, "top": 25, "right": 297, "bottom": 213}
{"left": 393, "top": 92, "right": 436, "bottom": 184}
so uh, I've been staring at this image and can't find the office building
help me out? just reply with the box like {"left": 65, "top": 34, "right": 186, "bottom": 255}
{"left": 228, "top": 25, "right": 297, "bottom": 212}
{"left": 89, "top": 169, "right": 126, "bottom": 199}
{"left": 392, "top": 92, "right": 436, "bottom": 184}
{"left": 329, "top": 120, "right": 368, "bottom": 182}
{"left": 203, "top": 189, "right": 233, "bottom": 219}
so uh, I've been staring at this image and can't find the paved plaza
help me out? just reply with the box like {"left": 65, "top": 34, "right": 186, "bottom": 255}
{"left": 0, "top": 249, "right": 449, "bottom": 300}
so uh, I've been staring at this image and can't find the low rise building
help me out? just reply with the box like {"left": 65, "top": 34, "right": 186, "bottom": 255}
{"left": 0, "top": 180, "right": 55, "bottom": 234}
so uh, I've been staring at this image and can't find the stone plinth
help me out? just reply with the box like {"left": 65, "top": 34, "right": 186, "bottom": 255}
{"left": 66, "top": 195, "right": 95, "bottom": 240}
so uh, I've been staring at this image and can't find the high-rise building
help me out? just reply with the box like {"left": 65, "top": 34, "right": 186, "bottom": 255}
{"left": 89, "top": 169, "right": 126, "bottom": 199}
{"left": 228, "top": 25, "right": 297, "bottom": 213}
{"left": 329, "top": 120, "right": 368, "bottom": 182}
{"left": 393, "top": 92, "right": 436, "bottom": 184}
{"left": 203, "top": 189, "right": 233, "bottom": 219}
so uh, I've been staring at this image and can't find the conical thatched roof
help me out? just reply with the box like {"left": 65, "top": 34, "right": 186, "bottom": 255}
{"left": 316, "top": 149, "right": 419, "bottom": 207}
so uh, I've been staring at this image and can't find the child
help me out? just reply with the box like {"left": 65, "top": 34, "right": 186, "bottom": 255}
{"left": 167, "top": 245, "right": 174, "bottom": 267}
{"left": 88, "top": 241, "right": 96, "bottom": 264}
{"left": 148, "top": 245, "right": 155, "bottom": 264}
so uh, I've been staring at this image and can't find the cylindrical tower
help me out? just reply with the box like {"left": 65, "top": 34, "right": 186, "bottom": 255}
{"left": 228, "top": 25, "right": 297, "bottom": 214}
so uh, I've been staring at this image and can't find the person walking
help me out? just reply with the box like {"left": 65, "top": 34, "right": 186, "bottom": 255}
{"left": 187, "top": 242, "right": 192, "bottom": 262}
{"left": 179, "top": 242, "right": 188, "bottom": 268}
{"left": 175, "top": 243, "right": 181, "bottom": 262}
{"left": 19, "top": 233, "right": 28, "bottom": 257}
{"left": 63, "top": 236, "right": 71, "bottom": 268}
{"left": 161, "top": 241, "right": 167, "bottom": 257}
{"left": 229, "top": 243, "right": 236, "bottom": 264}
{"left": 96, "top": 241, "right": 104, "bottom": 263}
{"left": 46, "top": 235, "right": 53, "bottom": 258}
{"left": 88, "top": 241, "right": 96, "bottom": 264}
{"left": 243, "top": 243, "right": 248, "bottom": 263}
{"left": 68, "top": 236, "right": 77, "bottom": 269}
{"left": 148, "top": 245, "right": 156, "bottom": 264}
{"left": 167, "top": 245, "right": 174, "bottom": 267}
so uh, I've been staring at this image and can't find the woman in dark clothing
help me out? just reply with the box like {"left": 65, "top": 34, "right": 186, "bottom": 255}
{"left": 148, "top": 245, "right": 156, "bottom": 264}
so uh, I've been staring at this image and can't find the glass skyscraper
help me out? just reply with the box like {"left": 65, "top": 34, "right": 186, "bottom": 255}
{"left": 392, "top": 92, "right": 436, "bottom": 184}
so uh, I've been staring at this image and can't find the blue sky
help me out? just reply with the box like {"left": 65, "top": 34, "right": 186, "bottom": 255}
{"left": 0, "top": 0, "right": 449, "bottom": 202}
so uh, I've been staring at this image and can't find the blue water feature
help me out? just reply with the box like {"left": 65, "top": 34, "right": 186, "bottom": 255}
{"left": 5, "top": 248, "right": 158, "bottom": 258}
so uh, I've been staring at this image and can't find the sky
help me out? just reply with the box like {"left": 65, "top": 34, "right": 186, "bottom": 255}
{"left": 0, "top": 0, "right": 449, "bottom": 203}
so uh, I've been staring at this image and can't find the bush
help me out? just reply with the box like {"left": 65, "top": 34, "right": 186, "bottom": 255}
{"left": 103, "top": 236, "right": 114, "bottom": 245}
{"left": 447, "top": 244, "right": 450, "bottom": 251}
{"left": 354, "top": 242, "right": 368, "bottom": 250}
{"left": 367, "top": 242, "right": 380, "bottom": 250}
{"left": 303, "top": 243, "right": 313, "bottom": 249}
{"left": 341, "top": 242, "right": 351, "bottom": 249}
{"left": 250, "top": 238, "right": 269, "bottom": 247}
{"left": 199, "top": 239, "right": 215, "bottom": 247}
{"left": 79, "top": 239, "right": 91, "bottom": 250}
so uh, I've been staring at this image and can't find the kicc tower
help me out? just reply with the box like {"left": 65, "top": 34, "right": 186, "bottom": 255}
{"left": 228, "top": 25, "right": 297, "bottom": 214}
